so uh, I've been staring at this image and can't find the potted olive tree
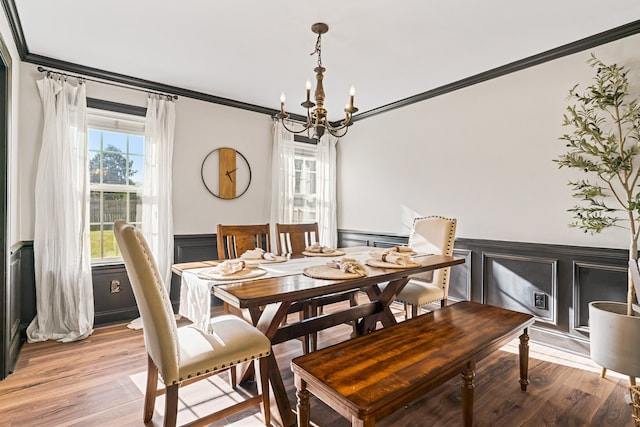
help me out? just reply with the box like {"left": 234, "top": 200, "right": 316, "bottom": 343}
{"left": 556, "top": 54, "right": 640, "bottom": 385}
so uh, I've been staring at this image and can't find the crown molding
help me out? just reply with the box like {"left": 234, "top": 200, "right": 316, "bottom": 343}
{"left": 3, "top": 0, "right": 640, "bottom": 124}
{"left": 354, "top": 19, "right": 640, "bottom": 122}
{"left": 0, "top": 0, "right": 26, "bottom": 58}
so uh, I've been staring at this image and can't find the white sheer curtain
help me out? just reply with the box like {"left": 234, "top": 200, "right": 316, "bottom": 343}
{"left": 316, "top": 133, "right": 338, "bottom": 247}
{"left": 27, "top": 76, "right": 93, "bottom": 343}
{"left": 269, "top": 120, "right": 296, "bottom": 248}
{"left": 143, "top": 95, "right": 175, "bottom": 289}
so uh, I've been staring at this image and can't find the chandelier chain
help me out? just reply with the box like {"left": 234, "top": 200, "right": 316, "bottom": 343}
{"left": 311, "top": 32, "right": 323, "bottom": 67}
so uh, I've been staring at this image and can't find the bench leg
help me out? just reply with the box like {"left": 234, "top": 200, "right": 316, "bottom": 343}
{"left": 295, "top": 376, "right": 311, "bottom": 427}
{"left": 519, "top": 327, "right": 530, "bottom": 391}
{"left": 461, "top": 360, "right": 475, "bottom": 427}
{"left": 352, "top": 415, "right": 376, "bottom": 426}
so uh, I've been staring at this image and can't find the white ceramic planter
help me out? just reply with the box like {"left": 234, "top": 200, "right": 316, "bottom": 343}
{"left": 589, "top": 301, "right": 640, "bottom": 378}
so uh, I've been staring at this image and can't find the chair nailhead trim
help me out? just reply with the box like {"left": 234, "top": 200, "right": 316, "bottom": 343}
{"left": 176, "top": 352, "right": 271, "bottom": 382}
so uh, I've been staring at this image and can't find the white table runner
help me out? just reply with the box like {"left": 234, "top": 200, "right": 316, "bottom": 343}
{"left": 179, "top": 250, "right": 372, "bottom": 331}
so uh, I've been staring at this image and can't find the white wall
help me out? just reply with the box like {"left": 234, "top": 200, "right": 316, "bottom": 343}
{"left": 14, "top": 33, "right": 640, "bottom": 249}
{"left": 338, "top": 34, "right": 640, "bottom": 250}
{"left": 18, "top": 63, "right": 274, "bottom": 239}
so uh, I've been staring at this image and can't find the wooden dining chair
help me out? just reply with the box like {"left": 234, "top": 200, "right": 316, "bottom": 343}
{"left": 217, "top": 223, "right": 271, "bottom": 260}
{"left": 216, "top": 223, "right": 272, "bottom": 317}
{"left": 275, "top": 222, "right": 358, "bottom": 352}
{"left": 275, "top": 222, "right": 319, "bottom": 257}
{"left": 114, "top": 220, "right": 271, "bottom": 427}
{"left": 391, "top": 215, "right": 457, "bottom": 319}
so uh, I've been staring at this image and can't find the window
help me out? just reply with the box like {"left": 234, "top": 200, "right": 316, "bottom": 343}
{"left": 293, "top": 140, "right": 317, "bottom": 223}
{"left": 88, "top": 109, "right": 145, "bottom": 261}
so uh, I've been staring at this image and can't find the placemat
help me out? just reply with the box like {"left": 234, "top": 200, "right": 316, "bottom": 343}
{"left": 197, "top": 267, "right": 267, "bottom": 281}
{"left": 365, "top": 259, "right": 421, "bottom": 269}
{"left": 301, "top": 250, "right": 345, "bottom": 257}
{"left": 303, "top": 264, "right": 365, "bottom": 279}
{"left": 392, "top": 249, "right": 417, "bottom": 256}
{"left": 172, "top": 260, "right": 220, "bottom": 272}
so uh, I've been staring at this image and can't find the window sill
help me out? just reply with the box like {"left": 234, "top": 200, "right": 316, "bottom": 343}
{"left": 91, "top": 259, "right": 125, "bottom": 268}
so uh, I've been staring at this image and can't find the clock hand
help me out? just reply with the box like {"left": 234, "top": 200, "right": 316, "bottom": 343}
{"left": 227, "top": 168, "right": 238, "bottom": 174}
{"left": 225, "top": 170, "right": 233, "bottom": 182}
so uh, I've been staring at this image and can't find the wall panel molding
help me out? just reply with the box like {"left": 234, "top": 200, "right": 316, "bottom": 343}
{"left": 572, "top": 261, "right": 627, "bottom": 334}
{"left": 339, "top": 229, "right": 628, "bottom": 356}
{"left": 450, "top": 248, "right": 472, "bottom": 302}
{"left": 482, "top": 252, "right": 558, "bottom": 325}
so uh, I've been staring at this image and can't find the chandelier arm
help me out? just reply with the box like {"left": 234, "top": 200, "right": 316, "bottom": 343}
{"left": 280, "top": 118, "right": 315, "bottom": 135}
{"left": 324, "top": 115, "right": 350, "bottom": 132}
{"left": 328, "top": 126, "right": 349, "bottom": 138}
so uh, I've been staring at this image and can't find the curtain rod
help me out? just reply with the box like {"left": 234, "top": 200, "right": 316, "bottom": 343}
{"left": 36, "top": 66, "right": 178, "bottom": 100}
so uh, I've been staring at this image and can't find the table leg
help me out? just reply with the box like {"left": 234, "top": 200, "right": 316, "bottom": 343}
{"left": 358, "top": 286, "right": 382, "bottom": 335}
{"left": 358, "top": 277, "right": 409, "bottom": 334}
{"left": 461, "top": 360, "right": 475, "bottom": 427}
{"left": 519, "top": 327, "right": 530, "bottom": 391}
{"left": 267, "top": 352, "right": 296, "bottom": 427}
{"left": 295, "top": 375, "right": 310, "bottom": 427}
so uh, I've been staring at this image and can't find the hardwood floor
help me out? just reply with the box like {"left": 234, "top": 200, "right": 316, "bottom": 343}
{"left": 0, "top": 303, "right": 635, "bottom": 427}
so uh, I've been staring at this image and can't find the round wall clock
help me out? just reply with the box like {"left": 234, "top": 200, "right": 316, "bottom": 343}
{"left": 201, "top": 147, "right": 252, "bottom": 199}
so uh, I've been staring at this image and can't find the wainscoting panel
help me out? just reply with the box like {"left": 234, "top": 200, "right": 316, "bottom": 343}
{"left": 18, "top": 243, "right": 34, "bottom": 341}
{"left": 174, "top": 234, "right": 217, "bottom": 263}
{"left": 15, "top": 231, "right": 631, "bottom": 358}
{"left": 91, "top": 263, "right": 139, "bottom": 326}
{"left": 339, "top": 229, "right": 629, "bottom": 356}
{"left": 450, "top": 248, "right": 472, "bottom": 302}
{"left": 573, "top": 261, "right": 627, "bottom": 333}
{"left": 3, "top": 246, "right": 22, "bottom": 378}
{"left": 339, "top": 230, "right": 408, "bottom": 249}
{"left": 483, "top": 252, "right": 557, "bottom": 325}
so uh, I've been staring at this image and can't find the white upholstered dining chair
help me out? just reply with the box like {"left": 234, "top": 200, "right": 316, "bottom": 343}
{"left": 394, "top": 215, "right": 457, "bottom": 318}
{"left": 114, "top": 220, "right": 271, "bottom": 426}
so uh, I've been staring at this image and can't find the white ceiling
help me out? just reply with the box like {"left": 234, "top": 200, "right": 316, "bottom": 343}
{"left": 11, "top": 0, "right": 640, "bottom": 120}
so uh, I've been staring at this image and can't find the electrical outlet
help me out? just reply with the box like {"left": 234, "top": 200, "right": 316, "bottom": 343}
{"left": 534, "top": 292, "right": 547, "bottom": 310}
{"left": 110, "top": 280, "right": 121, "bottom": 294}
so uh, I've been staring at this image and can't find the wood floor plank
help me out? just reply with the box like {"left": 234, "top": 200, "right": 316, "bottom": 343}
{"left": 0, "top": 305, "right": 635, "bottom": 426}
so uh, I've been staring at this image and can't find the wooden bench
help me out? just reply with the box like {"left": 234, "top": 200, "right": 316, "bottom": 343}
{"left": 291, "top": 301, "right": 535, "bottom": 427}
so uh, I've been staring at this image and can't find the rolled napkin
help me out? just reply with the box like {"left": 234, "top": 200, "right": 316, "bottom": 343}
{"left": 369, "top": 249, "right": 413, "bottom": 266}
{"left": 240, "top": 247, "right": 277, "bottom": 261}
{"left": 212, "top": 260, "right": 248, "bottom": 276}
{"left": 326, "top": 257, "right": 368, "bottom": 277}
{"left": 305, "top": 243, "right": 336, "bottom": 254}
{"left": 386, "top": 245, "right": 414, "bottom": 254}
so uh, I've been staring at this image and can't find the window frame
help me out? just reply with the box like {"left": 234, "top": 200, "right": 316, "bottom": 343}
{"left": 86, "top": 98, "right": 146, "bottom": 265}
{"left": 292, "top": 135, "right": 319, "bottom": 223}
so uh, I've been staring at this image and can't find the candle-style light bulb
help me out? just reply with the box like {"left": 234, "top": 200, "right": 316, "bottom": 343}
{"left": 306, "top": 80, "right": 311, "bottom": 102}
{"left": 279, "top": 92, "right": 286, "bottom": 115}
{"left": 349, "top": 85, "right": 355, "bottom": 109}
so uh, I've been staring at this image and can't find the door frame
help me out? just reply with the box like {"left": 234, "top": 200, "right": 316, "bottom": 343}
{"left": 0, "top": 30, "right": 12, "bottom": 379}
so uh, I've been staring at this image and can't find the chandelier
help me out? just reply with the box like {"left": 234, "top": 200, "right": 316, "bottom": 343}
{"left": 275, "top": 22, "right": 358, "bottom": 138}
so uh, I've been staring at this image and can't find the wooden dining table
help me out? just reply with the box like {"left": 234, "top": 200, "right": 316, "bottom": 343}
{"left": 192, "top": 247, "right": 465, "bottom": 427}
